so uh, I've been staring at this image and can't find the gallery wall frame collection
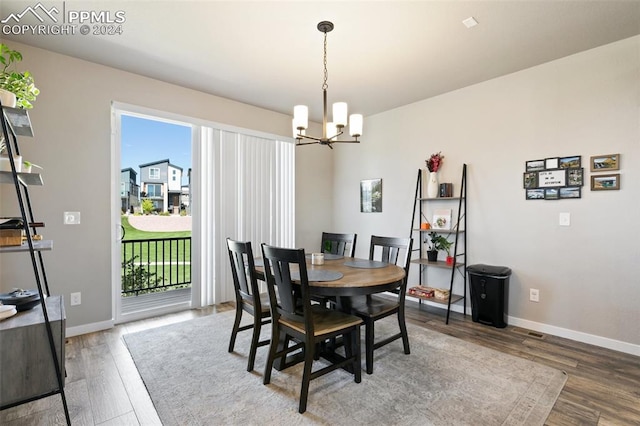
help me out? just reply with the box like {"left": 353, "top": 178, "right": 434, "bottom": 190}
{"left": 524, "top": 153, "right": 621, "bottom": 199}
{"left": 524, "top": 155, "right": 583, "bottom": 200}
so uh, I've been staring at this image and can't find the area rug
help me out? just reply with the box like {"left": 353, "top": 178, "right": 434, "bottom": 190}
{"left": 123, "top": 312, "right": 567, "bottom": 425}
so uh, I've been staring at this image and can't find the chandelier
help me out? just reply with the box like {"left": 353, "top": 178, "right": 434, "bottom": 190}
{"left": 293, "top": 21, "right": 363, "bottom": 148}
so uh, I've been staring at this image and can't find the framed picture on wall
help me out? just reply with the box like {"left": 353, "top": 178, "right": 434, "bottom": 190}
{"left": 591, "top": 174, "right": 620, "bottom": 191}
{"left": 559, "top": 187, "right": 581, "bottom": 199}
{"left": 360, "top": 178, "right": 382, "bottom": 212}
{"left": 559, "top": 155, "right": 581, "bottom": 168}
{"left": 545, "top": 157, "right": 559, "bottom": 169}
{"left": 523, "top": 172, "right": 538, "bottom": 189}
{"left": 526, "top": 159, "right": 545, "bottom": 172}
{"left": 526, "top": 189, "right": 545, "bottom": 200}
{"left": 544, "top": 188, "right": 559, "bottom": 200}
{"left": 566, "top": 168, "right": 584, "bottom": 186}
{"left": 590, "top": 154, "right": 620, "bottom": 172}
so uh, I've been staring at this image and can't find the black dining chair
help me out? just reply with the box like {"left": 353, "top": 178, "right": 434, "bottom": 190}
{"left": 226, "top": 238, "right": 271, "bottom": 372}
{"left": 261, "top": 243, "right": 362, "bottom": 414}
{"left": 350, "top": 235, "right": 413, "bottom": 374}
{"left": 321, "top": 232, "right": 357, "bottom": 257}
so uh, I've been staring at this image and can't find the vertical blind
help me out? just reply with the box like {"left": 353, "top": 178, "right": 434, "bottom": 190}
{"left": 195, "top": 127, "right": 295, "bottom": 306}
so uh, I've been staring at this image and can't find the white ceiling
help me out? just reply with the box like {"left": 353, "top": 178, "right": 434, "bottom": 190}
{"left": 2, "top": 1, "right": 639, "bottom": 122}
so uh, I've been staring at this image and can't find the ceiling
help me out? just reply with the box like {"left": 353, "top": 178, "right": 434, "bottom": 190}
{"left": 2, "top": 1, "right": 639, "bottom": 123}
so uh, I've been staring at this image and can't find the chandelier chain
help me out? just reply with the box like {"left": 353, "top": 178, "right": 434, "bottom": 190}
{"left": 322, "top": 31, "right": 328, "bottom": 91}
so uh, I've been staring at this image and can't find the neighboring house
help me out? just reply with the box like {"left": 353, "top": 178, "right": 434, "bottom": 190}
{"left": 139, "top": 159, "right": 183, "bottom": 213}
{"left": 180, "top": 168, "right": 192, "bottom": 214}
{"left": 120, "top": 168, "right": 139, "bottom": 213}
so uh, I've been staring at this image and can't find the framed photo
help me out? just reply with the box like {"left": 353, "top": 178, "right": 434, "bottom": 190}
{"left": 545, "top": 157, "right": 559, "bottom": 169}
{"left": 526, "top": 189, "right": 545, "bottom": 200}
{"left": 523, "top": 172, "right": 538, "bottom": 189}
{"left": 591, "top": 174, "right": 620, "bottom": 191}
{"left": 526, "top": 159, "right": 545, "bottom": 172}
{"left": 432, "top": 209, "right": 452, "bottom": 230}
{"left": 559, "top": 155, "right": 581, "bottom": 169}
{"left": 559, "top": 187, "right": 581, "bottom": 199}
{"left": 360, "top": 178, "right": 382, "bottom": 212}
{"left": 544, "top": 188, "right": 559, "bottom": 200}
{"left": 538, "top": 169, "right": 566, "bottom": 188}
{"left": 590, "top": 154, "right": 620, "bottom": 172}
{"left": 566, "top": 168, "right": 584, "bottom": 187}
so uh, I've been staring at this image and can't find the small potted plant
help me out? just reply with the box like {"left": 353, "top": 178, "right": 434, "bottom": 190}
{"left": 427, "top": 232, "right": 453, "bottom": 262}
{"left": 0, "top": 43, "right": 39, "bottom": 109}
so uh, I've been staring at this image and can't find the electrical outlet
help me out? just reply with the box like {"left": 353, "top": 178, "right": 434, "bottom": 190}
{"left": 559, "top": 212, "right": 570, "bottom": 226}
{"left": 529, "top": 288, "right": 539, "bottom": 302}
{"left": 70, "top": 292, "right": 81, "bottom": 306}
{"left": 64, "top": 211, "right": 81, "bottom": 225}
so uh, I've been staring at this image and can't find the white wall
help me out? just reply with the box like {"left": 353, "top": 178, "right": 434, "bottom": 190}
{"left": 0, "top": 42, "right": 332, "bottom": 328}
{"left": 333, "top": 36, "right": 640, "bottom": 352}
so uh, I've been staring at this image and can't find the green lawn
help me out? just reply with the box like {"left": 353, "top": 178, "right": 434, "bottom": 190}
{"left": 121, "top": 216, "right": 192, "bottom": 290}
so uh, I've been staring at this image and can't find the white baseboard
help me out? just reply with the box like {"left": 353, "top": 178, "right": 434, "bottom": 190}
{"left": 507, "top": 315, "right": 640, "bottom": 357}
{"left": 407, "top": 296, "right": 639, "bottom": 356}
{"left": 66, "top": 319, "right": 114, "bottom": 338}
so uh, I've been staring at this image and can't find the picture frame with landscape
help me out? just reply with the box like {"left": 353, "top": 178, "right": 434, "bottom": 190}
{"left": 526, "top": 189, "right": 545, "bottom": 200}
{"left": 559, "top": 155, "right": 581, "bottom": 168}
{"left": 591, "top": 174, "right": 620, "bottom": 191}
{"left": 526, "top": 159, "right": 545, "bottom": 172}
{"left": 559, "top": 187, "right": 581, "bottom": 199}
{"left": 590, "top": 154, "right": 619, "bottom": 172}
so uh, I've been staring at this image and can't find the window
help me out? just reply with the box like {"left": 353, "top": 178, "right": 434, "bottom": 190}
{"left": 149, "top": 168, "right": 160, "bottom": 179}
{"left": 146, "top": 184, "right": 162, "bottom": 197}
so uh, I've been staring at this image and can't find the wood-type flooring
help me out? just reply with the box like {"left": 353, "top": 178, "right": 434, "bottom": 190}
{"left": 1, "top": 301, "right": 638, "bottom": 425}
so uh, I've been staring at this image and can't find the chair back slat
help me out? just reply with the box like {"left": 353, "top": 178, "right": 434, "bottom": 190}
{"left": 369, "top": 235, "right": 413, "bottom": 281}
{"left": 321, "top": 232, "right": 357, "bottom": 257}
{"left": 261, "top": 244, "right": 312, "bottom": 332}
{"left": 227, "top": 238, "right": 260, "bottom": 301}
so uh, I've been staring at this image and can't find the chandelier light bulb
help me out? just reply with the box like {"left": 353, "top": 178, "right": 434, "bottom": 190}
{"left": 293, "top": 105, "right": 309, "bottom": 130}
{"left": 333, "top": 102, "right": 348, "bottom": 128}
{"left": 349, "top": 114, "right": 363, "bottom": 137}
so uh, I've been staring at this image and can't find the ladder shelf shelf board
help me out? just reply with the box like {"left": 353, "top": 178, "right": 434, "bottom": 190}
{"left": 408, "top": 164, "right": 467, "bottom": 324}
{"left": 0, "top": 102, "right": 71, "bottom": 424}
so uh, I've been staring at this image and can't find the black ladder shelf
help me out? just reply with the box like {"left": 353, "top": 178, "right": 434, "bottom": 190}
{"left": 408, "top": 164, "right": 467, "bottom": 324}
{"left": 0, "top": 102, "right": 71, "bottom": 424}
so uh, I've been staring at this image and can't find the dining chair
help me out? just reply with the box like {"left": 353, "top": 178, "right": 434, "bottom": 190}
{"left": 261, "top": 243, "right": 362, "bottom": 414}
{"left": 350, "top": 235, "right": 413, "bottom": 374}
{"left": 321, "top": 232, "right": 357, "bottom": 257}
{"left": 226, "top": 238, "right": 271, "bottom": 372}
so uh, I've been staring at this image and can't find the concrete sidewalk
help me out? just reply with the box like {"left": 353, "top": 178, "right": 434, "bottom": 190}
{"left": 127, "top": 215, "right": 192, "bottom": 232}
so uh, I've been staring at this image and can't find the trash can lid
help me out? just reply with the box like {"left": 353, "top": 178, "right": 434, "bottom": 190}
{"left": 467, "top": 264, "right": 512, "bottom": 277}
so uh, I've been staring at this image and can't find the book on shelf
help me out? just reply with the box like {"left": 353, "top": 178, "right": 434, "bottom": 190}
{"left": 439, "top": 183, "right": 453, "bottom": 197}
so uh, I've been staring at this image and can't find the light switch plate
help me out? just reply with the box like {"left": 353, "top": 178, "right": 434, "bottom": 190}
{"left": 64, "top": 211, "right": 81, "bottom": 225}
{"left": 559, "top": 212, "right": 570, "bottom": 227}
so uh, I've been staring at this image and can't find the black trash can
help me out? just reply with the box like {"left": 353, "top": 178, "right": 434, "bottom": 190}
{"left": 467, "top": 264, "right": 512, "bottom": 328}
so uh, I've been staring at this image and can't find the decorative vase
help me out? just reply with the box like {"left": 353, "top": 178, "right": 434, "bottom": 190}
{"left": 0, "top": 89, "right": 17, "bottom": 108}
{"left": 427, "top": 171, "right": 439, "bottom": 198}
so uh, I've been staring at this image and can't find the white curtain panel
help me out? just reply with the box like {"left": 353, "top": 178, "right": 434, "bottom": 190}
{"left": 196, "top": 127, "right": 295, "bottom": 307}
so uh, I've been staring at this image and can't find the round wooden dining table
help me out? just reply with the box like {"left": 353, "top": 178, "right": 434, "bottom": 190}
{"left": 254, "top": 255, "right": 406, "bottom": 297}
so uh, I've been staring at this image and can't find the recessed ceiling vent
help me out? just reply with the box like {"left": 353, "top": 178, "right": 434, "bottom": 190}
{"left": 462, "top": 17, "right": 479, "bottom": 28}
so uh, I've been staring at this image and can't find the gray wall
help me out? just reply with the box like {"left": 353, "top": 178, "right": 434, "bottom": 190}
{"left": 332, "top": 36, "right": 640, "bottom": 352}
{"left": 0, "top": 42, "right": 332, "bottom": 328}
{"left": 1, "top": 36, "right": 638, "bottom": 354}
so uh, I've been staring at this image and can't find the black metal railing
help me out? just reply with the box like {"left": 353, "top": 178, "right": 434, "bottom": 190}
{"left": 121, "top": 237, "right": 191, "bottom": 296}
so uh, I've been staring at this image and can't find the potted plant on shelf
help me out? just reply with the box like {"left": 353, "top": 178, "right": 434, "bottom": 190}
{"left": 427, "top": 232, "right": 453, "bottom": 262}
{"left": 0, "top": 43, "right": 40, "bottom": 109}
